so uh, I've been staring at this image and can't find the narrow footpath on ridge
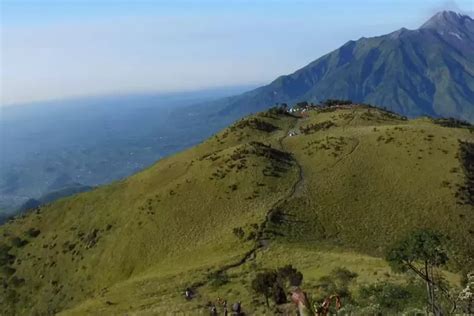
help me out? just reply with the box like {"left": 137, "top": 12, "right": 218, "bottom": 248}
{"left": 191, "top": 115, "right": 305, "bottom": 290}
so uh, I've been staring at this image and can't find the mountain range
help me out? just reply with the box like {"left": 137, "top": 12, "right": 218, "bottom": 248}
{"left": 203, "top": 11, "right": 474, "bottom": 122}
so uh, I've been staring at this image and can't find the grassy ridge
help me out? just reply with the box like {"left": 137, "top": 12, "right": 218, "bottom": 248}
{"left": 280, "top": 108, "right": 473, "bottom": 261}
{"left": 0, "top": 105, "right": 472, "bottom": 314}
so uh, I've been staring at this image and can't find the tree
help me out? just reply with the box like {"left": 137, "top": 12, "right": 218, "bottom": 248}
{"left": 252, "top": 271, "right": 277, "bottom": 307}
{"left": 386, "top": 230, "right": 452, "bottom": 315}
{"left": 251, "top": 265, "right": 304, "bottom": 307}
{"left": 277, "top": 264, "right": 303, "bottom": 287}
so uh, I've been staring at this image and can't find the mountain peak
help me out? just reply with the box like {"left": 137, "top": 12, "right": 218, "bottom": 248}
{"left": 420, "top": 10, "right": 473, "bottom": 32}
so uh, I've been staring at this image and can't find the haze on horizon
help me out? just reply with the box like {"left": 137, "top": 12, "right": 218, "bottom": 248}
{"left": 1, "top": 0, "right": 473, "bottom": 106}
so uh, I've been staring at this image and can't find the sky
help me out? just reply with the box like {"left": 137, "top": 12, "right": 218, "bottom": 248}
{"left": 1, "top": 0, "right": 473, "bottom": 106}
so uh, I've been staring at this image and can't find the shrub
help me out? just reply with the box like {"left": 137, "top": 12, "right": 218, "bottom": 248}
{"left": 433, "top": 118, "right": 473, "bottom": 130}
{"left": 358, "top": 282, "right": 411, "bottom": 313}
{"left": 266, "top": 105, "right": 289, "bottom": 116}
{"left": 1, "top": 266, "right": 16, "bottom": 276}
{"left": 251, "top": 265, "right": 304, "bottom": 307}
{"left": 0, "top": 244, "right": 14, "bottom": 266}
{"left": 207, "top": 271, "right": 229, "bottom": 287}
{"left": 457, "top": 141, "right": 473, "bottom": 206}
{"left": 10, "top": 237, "right": 28, "bottom": 248}
{"left": 313, "top": 267, "right": 358, "bottom": 305}
{"left": 323, "top": 99, "right": 352, "bottom": 106}
{"left": 252, "top": 270, "right": 278, "bottom": 307}
{"left": 277, "top": 264, "right": 303, "bottom": 286}
{"left": 9, "top": 276, "right": 25, "bottom": 287}
{"left": 235, "top": 118, "right": 278, "bottom": 132}
{"left": 268, "top": 209, "right": 285, "bottom": 225}
{"left": 25, "top": 228, "right": 41, "bottom": 238}
{"left": 299, "top": 121, "right": 335, "bottom": 134}
{"left": 331, "top": 267, "right": 358, "bottom": 285}
{"left": 232, "top": 227, "right": 245, "bottom": 239}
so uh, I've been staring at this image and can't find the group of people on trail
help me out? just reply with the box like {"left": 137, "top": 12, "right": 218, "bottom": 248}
{"left": 183, "top": 289, "right": 243, "bottom": 315}
{"left": 209, "top": 298, "right": 242, "bottom": 316}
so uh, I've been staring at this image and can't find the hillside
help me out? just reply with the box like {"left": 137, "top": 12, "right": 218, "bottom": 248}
{"left": 1, "top": 105, "right": 473, "bottom": 314}
{"left": 202, "top": 11, "right": 474, "bottom": 122}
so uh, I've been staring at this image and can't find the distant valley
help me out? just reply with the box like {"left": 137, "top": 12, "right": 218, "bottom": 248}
{"left": 0, "top": 86, "right": 254, "bottom": 218}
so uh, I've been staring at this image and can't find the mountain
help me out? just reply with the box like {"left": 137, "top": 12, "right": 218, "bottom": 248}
{"left": 1, "top": 104, "right": 472, "bottom": 314}
{"left": 204, "top": 11, "right": 474, "bottom": 122}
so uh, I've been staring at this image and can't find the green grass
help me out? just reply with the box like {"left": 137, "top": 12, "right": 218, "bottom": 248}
{"left": 0, "top": 106, "right": 472, "bottom": 315}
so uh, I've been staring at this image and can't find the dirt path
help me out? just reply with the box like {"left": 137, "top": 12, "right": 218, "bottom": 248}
{"left": 192, "top": 115, "right": 305, "bottom": 289}
{"left": 329, "top": 137, "right": 360, "bottom": 169}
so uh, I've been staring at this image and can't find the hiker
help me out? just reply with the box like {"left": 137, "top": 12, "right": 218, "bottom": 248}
{"left": 210, "top": 304, "right": 217, "bottom": 316}
{"left": 232, "top": 301, "right": 241, "bottom": 315}
{"left": 184, "top": 288, "right": 193, "bottom": 300}
{"left": 291, "top": 288, "right": 312, "bottom": 316}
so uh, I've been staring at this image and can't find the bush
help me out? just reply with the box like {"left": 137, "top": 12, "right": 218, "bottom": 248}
{"left": 323, "top": 99, "right": 352, "bottom": 106}
{"left": 277, "top": 264, "right": 303, "bottom": 286}
{"left": 252, "top": 270, "right": 278, "bottom": 307}
{"left": 313, "top": 268, "right": 358, "bottom": 305}
{"left": 10, "top": 237, "right": 28, "bottom": 248}
{"left": 433, "top": 118, "right": 473, "bottom": 130}
{"left": 232, "top": 227, "right": 245, "bottom": 239}
{"left": 331, "top": 267, "right": 358, "bottom": 284}
{"left": 207, "top": 271, "right": 229, "bottom": 287}
{"left": 1, "top": 266, "right": 16, "bottom": 276}
{"left": 0, "top": 244, "right": 14, "bottom": 266}
{"left": 9, "top": 276, "right": 25, "bottom": 287}
{"left": 235, "top": 118, "right": 278, "bottom": 132}
{"left": 25, "top": 228, "right": 41, "bottom": 238}
{"left": 458, "top": 141, "right": 473, "bottom": 206}
{"left": 251, "top": 265, "right": 304, "bottom": 307}
{"left": 268, "top": 105, "right": 288, "bottom": 115}
{"left": 299, "top": 121, "right": 335, "bottom": 134}
{"left": 358, "top": 282, "right": 411, "bottom": 313}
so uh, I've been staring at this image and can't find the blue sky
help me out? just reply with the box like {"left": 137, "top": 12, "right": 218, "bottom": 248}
{"left": 1, "top": 0, "right": 473, "bottom": 105}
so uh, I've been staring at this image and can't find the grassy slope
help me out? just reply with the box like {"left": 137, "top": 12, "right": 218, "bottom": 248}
{"left": 281, "top": 108, "right": 473, "bottom": 257}
{"left": 0, "top": 106, "right": 472, "bottom": 315}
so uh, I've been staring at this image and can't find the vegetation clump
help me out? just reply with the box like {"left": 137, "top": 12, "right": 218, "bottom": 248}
{"left": 313, "top": 267, "right": 357, "bottom": 306}
{"left": 457, "top": 140, "right": 473, "bottom": 206}
{"left": 299, "top": 121, "right": 335, "bottom": 134}
{"left": 233, "top": 118, "right": 278, "bottom": 132}
{"left": 267, "top": 105, "right": 289, "bottom": 116}
{"left": 0, "top": 244, "right": 14, "bottom": 267}
{"left": 10, "top": 237, "right": 28, "bottom": 248}
{"left": 248, "top": 142, "right": 293, "bottom": 164}
{"left": 386, "top": 229, "right": 455, "bottom": 314}
{"left": 25, "top": 228, "right": 41, "bottom": 238}
{"left": 207, "top": 271, "right": 229, "bottom": 287}
{"left": 356, "top": 281, "right": 422, "bottom": 314}
{"left": 251, "top": 265, "right": 303, "bottom": 307}
{"left": 322, "top": 99, "right": 352, "bottom": 106}
{"left": 434, "top": 118, "right": 473, "bottom": 131}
